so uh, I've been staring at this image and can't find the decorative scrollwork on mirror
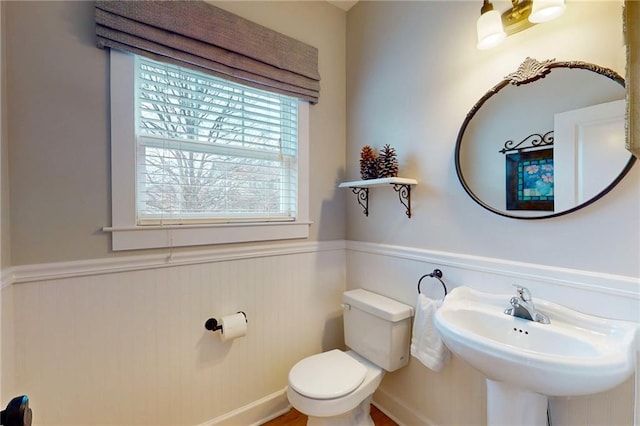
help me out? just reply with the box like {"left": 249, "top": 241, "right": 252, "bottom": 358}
{"left": 499, "top": 131, "right": 554, "bottom": 154}
{"left": 455, "top": 58, "right": 636, "bottom": 220}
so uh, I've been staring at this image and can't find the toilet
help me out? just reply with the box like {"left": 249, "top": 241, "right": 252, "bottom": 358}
{"left": 287, "top": 289, "right": 414, "bottom": 426}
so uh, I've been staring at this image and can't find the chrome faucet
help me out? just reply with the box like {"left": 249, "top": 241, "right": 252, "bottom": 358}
{"left": 504, "top": 285, "right": 550, "bottom": 324}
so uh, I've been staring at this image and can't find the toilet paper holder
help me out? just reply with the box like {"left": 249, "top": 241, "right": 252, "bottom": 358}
{"left": 204, "top": 311, "right": 247, "bottom": 333}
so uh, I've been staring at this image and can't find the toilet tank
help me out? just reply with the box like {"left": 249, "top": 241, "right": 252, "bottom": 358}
{"left": 342, "top": 289, "right": 414, "bottom": 372}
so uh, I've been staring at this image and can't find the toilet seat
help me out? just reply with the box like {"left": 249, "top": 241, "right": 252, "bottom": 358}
{"left": 287, "top": 350, "right": 385, "bottom": 420}
{"left": 288, "top": 349, "right": 367, "bottom": 399}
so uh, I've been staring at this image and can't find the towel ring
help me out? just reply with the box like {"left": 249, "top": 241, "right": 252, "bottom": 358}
{"left": 417, "top": 269, "right": 447, "bottom": 298}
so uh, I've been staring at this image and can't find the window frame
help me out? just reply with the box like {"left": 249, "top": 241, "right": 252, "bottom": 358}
{"left": 105, "top": 50, "right": 310, "bottom": 251}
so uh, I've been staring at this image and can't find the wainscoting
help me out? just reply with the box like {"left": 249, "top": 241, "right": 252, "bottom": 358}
{"left": 346, "top": 240, "right": 639, "bottom": 426}
{"left": 2, "top": 241, "right": 347, "bottom": 426}
{"left": 1, "top": 240, "right": 638, "bottom": 425}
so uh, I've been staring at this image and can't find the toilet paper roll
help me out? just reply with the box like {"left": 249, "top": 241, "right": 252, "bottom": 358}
{"left": 220, "top": 312, "right": 247, "bottom": 342}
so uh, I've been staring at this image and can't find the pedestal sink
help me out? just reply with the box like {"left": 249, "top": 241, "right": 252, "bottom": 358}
{"left": 434, "top": 286, "right": 638, "bottom": 426}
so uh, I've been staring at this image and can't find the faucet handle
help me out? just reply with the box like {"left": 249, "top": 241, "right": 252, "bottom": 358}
{"left": 512, "top": 284, "right": 532, "bottom": 301}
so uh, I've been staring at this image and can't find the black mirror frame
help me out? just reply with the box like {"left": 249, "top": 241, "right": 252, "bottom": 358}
{"left": 454, "top": 58, "right": 637, "bottom": 220}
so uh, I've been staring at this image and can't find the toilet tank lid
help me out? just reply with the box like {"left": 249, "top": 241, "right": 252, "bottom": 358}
{"left": 343, "top": 289, "right": 414, "bottom": 322}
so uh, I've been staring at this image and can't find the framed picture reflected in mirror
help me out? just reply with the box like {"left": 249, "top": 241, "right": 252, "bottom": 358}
{"left": 505, "top": 149, "right": 554, "bottom": 211}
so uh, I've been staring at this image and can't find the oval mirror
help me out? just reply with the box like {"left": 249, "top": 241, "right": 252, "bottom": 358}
{"left": 455, "top": 58, "right": 636, "bottom": 219}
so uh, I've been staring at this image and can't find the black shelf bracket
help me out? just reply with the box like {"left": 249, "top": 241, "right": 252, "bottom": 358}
{"left": 348, "top": 184, "right": 413, "bottom": 218}
{"left": 392, "top": 184, "right": 412, "bottom": 218}
{"left": 340, "top": 178, "right": 416, "bottom": 218}
{"left": 351, "top": 187, "right": 369, "bottom": 216}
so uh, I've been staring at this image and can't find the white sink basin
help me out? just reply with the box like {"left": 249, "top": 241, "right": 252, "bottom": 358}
{"left": 434, "top": 286, "right": 637, "bottom": 397}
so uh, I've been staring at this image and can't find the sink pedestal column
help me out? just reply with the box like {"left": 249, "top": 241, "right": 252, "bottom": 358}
{"left": 486, "top": 380, "right": 548, "bottom": 426}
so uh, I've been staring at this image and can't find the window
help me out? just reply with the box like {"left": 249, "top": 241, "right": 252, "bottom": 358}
{"left": 136, "top": 56, "right": 299, "bottom": 225}
{"left": 106, "top": 50, "right": 310, "bottom": 250}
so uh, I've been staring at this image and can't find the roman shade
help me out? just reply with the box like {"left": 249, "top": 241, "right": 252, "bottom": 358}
{"left": 95, "top": 0, "right": 320, "bottom": 104}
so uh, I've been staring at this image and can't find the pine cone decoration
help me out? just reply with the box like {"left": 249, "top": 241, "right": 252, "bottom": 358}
{"left": 378, "top": 144, "right": 399, "bottom": 178}
{"left": 359, "top": 145, "right": 379, "bottom": 180}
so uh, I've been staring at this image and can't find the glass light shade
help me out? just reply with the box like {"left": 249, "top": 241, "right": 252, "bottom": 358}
{"left": 477, "top": 9, "right": 506, "bottom": 50}
{"left": 529, "top": 0, "right": 565, "bottom": 23}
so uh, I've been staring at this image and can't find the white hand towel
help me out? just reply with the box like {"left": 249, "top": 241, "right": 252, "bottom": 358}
{"left": 410, "top": 293, "right": 450, "bottom": 372}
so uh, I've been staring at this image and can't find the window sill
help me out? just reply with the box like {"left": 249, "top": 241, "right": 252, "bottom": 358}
{"left": 108, "top": 50, "right": 311, "bottom": 252}
{"left": 103, "top": 221, "right": 312, "bottom": 251}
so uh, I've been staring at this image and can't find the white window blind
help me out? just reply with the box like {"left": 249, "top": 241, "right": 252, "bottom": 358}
{"left": 135, "top": 56, "right": 299, "bottom": 225}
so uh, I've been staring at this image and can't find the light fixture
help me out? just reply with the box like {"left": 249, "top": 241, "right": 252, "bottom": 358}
{"left": 477, "top": 0, "right": 507, "bottom": 50}
{"left": 529, "top": 0, "right": 566, "bottom": 23}
{"left": 476, "top": 0, "right": 566, "bottom": 49}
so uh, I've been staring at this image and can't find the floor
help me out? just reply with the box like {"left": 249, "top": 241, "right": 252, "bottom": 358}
{"left": 263, "top": 405, "right": 397, "bottom": 426}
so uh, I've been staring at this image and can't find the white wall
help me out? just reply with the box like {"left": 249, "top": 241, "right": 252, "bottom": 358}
{"left": 2, "top": 1, "right": 638, "bottom": 425}
{"left": 346, "top": 1, "right": 638, "bottom": 276}
{"left": 346, "top": 1, "right": 639, "bottom": 425}
{"left": 1, "top": 1, "right": 349, "bottom": 424}
{"left": 346, "top": 242, "right": 637, "bottom": 426}
{"left": 5, "top": 0, "right": 347, "bottom": 265}
{"left": 3, "top": 242, "right": 347, "bottom": 425}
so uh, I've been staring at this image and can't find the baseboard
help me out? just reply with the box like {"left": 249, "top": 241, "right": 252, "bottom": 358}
{"left": 370, "top": 400, "right": 407, "bottom": 426}
{"left": 198, "top": 387, "right": 291, "bottom": 426}
{"left": 373, "top": 386, "right": 438, "bottom": 426}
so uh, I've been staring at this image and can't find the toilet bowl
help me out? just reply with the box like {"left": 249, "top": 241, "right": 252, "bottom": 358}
{"left": 287, "top": 350, "right": 383, "bottom": 425}
{"left": 286, "top": 289, "right": 414, "bottom": 426}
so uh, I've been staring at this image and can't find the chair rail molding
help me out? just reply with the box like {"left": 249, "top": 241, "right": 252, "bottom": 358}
{"left": 3, "top": 240, "right": 347, "bottom": 286}
{"left": 345, "top": 240, "right": 639, "bottom": 326}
